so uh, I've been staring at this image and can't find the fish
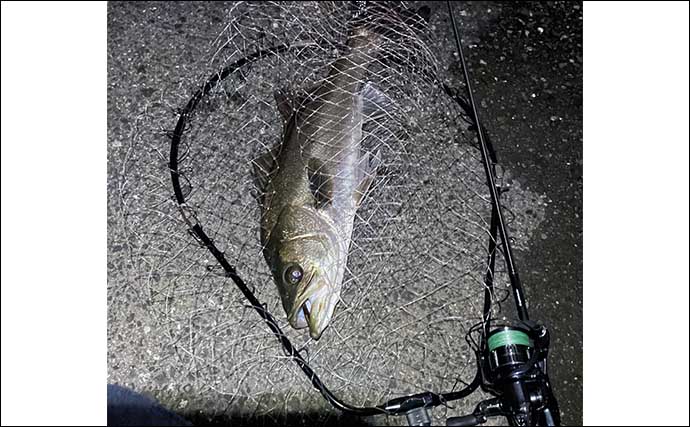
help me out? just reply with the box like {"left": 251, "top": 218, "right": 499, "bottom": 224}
{"left": 253, "top": 26, "right": 390, "bottom": 340}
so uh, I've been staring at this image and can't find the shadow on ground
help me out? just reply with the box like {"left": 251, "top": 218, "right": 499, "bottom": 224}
{"left": 182, "top": 411, "right": 375, "bottom": 427}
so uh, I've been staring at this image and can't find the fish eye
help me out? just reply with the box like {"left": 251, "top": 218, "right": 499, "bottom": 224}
{"left": 284, "top": 264, "right": 303, "bottom": 285}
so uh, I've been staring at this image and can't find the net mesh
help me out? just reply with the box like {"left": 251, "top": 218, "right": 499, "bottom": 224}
{"left": 108, "top": 2, "right": 546, "bottom": 425}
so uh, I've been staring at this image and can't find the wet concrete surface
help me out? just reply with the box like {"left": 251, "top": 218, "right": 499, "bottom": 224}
{"left": 455, "top": 2, "right": 583, "bottom": 424}
{"left": 107, "top": 1, "right": 582, "bottom": 425}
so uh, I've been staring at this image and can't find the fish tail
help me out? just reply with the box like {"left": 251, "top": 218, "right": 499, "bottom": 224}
{"left": 347, "top": 26, "right": 382, "bottom": 52}
{"left": 347, "top": 2, "right": 430, "bottom": 49}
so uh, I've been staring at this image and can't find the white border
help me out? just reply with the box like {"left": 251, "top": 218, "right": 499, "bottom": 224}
{"left": 1, "top": 2, "right": 107, "bottom": 425}
{"left": 584, "top": 1, "right": 689, "bottom": 425}
{"left": 1, "top": 1, "right": 689, "bottom": 426}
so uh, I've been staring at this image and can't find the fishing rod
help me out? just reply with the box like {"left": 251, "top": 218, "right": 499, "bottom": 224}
{"left": 448, "top": 2, "right": 528, "bottom": 323}
{"left": 444, "top": 2, "right": 560, "bottom": 425}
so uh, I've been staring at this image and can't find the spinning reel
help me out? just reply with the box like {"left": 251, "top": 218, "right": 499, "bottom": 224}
{"left": 445, "top": 323, "right": 560, "bottom": 426}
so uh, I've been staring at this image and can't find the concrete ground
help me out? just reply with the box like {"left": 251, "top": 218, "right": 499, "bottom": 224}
{"left": 108, "top": 2, "right": 581, "bottom": 425}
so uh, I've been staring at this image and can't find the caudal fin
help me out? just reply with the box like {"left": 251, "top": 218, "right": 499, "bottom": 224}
{"left": 347, "top": 2, "right": 430, "bottom": 42}
{"left": 345, "top": 2, "right": 432, "bottom": 71}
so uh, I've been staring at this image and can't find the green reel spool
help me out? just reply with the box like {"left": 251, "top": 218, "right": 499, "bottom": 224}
{"left": 488, "top": 328, "right": 532, "bottom": 352}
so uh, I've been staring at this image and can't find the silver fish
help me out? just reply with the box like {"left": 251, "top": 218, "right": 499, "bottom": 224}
{"left": 253, "top": 27, "right": 389, "bottom": 340}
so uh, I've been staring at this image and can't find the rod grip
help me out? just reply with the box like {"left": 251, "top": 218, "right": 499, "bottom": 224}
{"left": 446, "top": 414, "right": 481, "bottom": 426}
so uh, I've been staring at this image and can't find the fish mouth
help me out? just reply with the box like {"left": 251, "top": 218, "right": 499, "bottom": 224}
{"left": 288, "top": 285, "right": 337, "bottom": 340}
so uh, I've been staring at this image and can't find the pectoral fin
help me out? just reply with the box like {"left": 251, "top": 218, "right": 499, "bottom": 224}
{"left": 307, "top": 158, "right": 335, "bottom": 209}
{"left": 361, "top": 84, "right": 393, "bottom": 122}
{"left": 354, "top": 150, "right": 381, "bottom": 207}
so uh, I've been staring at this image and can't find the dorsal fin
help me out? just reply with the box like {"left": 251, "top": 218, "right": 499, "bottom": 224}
{"left": 274, "top": 85, "right": 320, "bottom": 121}
{"left": 274, "top": 89, "right": 295, "bottom": 121}
{"left": 251, "top": 143, "right": 281, "bottom": 205}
